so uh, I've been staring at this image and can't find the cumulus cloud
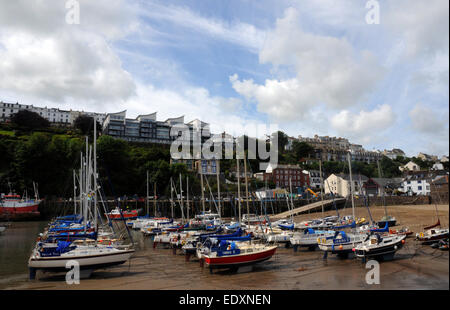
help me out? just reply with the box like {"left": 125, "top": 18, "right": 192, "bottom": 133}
{"left": 230, "top": 7, "right": 385, "bottom": 122}
{"left": 330, "top": 105, "right": 395, "bottom": 143}
{"left": 0, "top": 0, "right": 137, "bottom": 107}
{"left": 409, "top": 104, "right": 448, "bottom": 134}
{"left": 384, "top": 0, "right": 449, "bottom": 59}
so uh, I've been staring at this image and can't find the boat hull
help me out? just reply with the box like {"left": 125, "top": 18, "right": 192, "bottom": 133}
{"left": 417, "top": 231, "right": 449, "bottom": 244}
{"left": 203, "top": 246, "right": 277, "bottom": 269}
{"left": 28, "top": 249, "right": 135, "bottom": 271}
{"left": 355, "top": 238, "right": 405, "bottom": 260}
{"left": 377, "top": 220, "right": 396, "bottom": 228}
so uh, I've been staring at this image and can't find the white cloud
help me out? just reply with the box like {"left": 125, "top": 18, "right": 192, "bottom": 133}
{"left": 230, "top": 7, "right": 385, "bottom": 123}
{"left": 330, "top": 105, "right": 395, "bottom": 143}
{"left": 139, "top": 2, "right": 267, "bottom": 52}
{"left": 409, "top": 104, "right": 448, "bottom": 134}
{"left": 384, "top": 0, "right": 449, "bottom": 59}
{"left": 0, "top": 0, "right": 137, "bottom": 107}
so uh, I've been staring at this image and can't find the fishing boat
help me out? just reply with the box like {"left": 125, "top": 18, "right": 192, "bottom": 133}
{"left": 0, "top": 184, "right": 41, "bottom": 220}
{"left": 105, "top": 207, "right": 138, "bottom": 221}
{"left": 354, "top": 233, "right": 406, "bottom": 261}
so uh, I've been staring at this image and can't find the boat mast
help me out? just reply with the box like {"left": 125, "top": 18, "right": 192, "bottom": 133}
{"left": 179, "top": 173, "right": 184, "bottom": 223}
{"left": 216, "top": 159, "right": 221, "bottom": 217}
{"left": 84, "top": 136, "right": 88, "bottom": 234}
{"left": 93, "top": 116, "right": 98, "bottom": 231}
{"left": 289, "top": 177, "right": 294, "bottom": 223}
{"left": 237, "top": 158, "right": 241, "bottom": 224}
{"left": 170, "top": 178, "right": 174, "bottom": 219}
{"left": 79, "top": 152, "right": 83, "bottom": 218}
{"left": 146, "top": 170, "right": 149, "bottom": 216}
{"left": 319, "top": 159, "right": 324, "bottom": 217}
{"left": 347, "top": 152, "right": 355, "bottom": 221}
{"left": 73, "top": 170, "right": 77, "bottom": 215}
{"left": 200, "top": 160, "right": 206, "bottom": 220}
{"left": 153, "top": 182, "right": 157, "bottom": 217}
{"left": 377, "top": 160, "right": 388, "bottom": 218}
{"left": 186, "top": 176, "right": 189, "bottom": 221}
{"left": 244, "top": 154, "right": 250, "bottom": 227}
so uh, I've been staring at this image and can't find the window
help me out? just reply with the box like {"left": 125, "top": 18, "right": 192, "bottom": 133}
{"left": 418, "top": 180, "right": 422, "bottom": 184}
{"left": 418, "top": 186, "right": 422, "bottom": 191}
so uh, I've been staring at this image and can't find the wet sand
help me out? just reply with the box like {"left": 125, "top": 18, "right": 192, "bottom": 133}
{"left": 5, "top": 204, "right": 449, "bottom": 290}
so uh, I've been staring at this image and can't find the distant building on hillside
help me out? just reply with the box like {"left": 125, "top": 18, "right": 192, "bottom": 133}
{"left": 102, "top": 111, "right": 211, "bottom": 145}
{"left": 0, "top": 101, "right": 106, "bottom": 126}
{"left": 417, "top": 152, "right": 438, "bottom": 162}
{"left": 399, "top": 161, "right": 421, "bottom": 172}
{"left": 381, "top": 148, "right": 406, "bottom": 160}
{"left": 263, "top": 163, "right": 309, "bottom": 189}
{"left": 363, "top": 178, "right": 403, "bottom": 196}
{"left": 324, "top": 173, "right": 368, "bottom": 197}
{"left": 432, "top": 163, "right": 444, "bottom": 171}
{"left": 296, "top": 134, "right": 382, "bottom": 164}
{"left": 440, "top": 155, "right": 449, "bottom": 163}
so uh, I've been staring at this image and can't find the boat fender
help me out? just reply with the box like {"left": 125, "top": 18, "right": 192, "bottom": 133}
{"left": 401, "top": 239, "right": 405, "bottom": 244}
{"left": 339, "top": 245, "right": 343, "bottom": 250}
{"left": 394, "top": 245, "right": 398, "bottom": 250}
{"left": 352, "top": 248, "right": 355, "bottom": 252}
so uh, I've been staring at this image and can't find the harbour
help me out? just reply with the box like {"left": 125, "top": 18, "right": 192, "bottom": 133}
{"left": 1, "top": 204, "right": 447, "bottom": 290}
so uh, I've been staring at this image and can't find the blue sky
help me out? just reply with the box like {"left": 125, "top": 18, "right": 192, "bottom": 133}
{"left": 0, "top": 0, "right": 448, "bottom": 157}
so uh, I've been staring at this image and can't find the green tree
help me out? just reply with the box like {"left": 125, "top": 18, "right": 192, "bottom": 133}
{"left": 10, "top": 110, "right": 50, "bottom": 130}
{"left": 73, "top": 115, "right": 102, "bottom": 137}
{"left": 292, "top": 141, "right": 314, "bottom": 161}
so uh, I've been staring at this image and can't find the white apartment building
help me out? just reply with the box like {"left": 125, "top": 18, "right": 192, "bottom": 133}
{"left": 0, "top": 101, "right": 106, "bottom": 125}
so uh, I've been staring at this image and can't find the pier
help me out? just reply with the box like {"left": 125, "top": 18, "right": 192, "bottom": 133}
{"left": 270, "top": 198, "right": 346, "bottom": 220}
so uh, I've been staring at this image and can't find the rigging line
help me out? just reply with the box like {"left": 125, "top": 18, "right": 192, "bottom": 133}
{"left": 204, "top": 175, "right": 221, "bottom": 218}
{"left": 171, "top": 178, "right": 184, "bottom": 222}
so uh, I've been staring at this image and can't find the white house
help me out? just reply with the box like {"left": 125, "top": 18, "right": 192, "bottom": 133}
{"left": 432, "top": 163, "right": 444, "bottom": 171}
{"left": 401, "top": 177, "right": 431, "bottom": 196}
{"left": 324, "top": 173, "right": 368, "bottom": 197}
{"left": 399, "top": 161, "right": 421, "bottom": 172}
{"left": 305, "top": 170, "right": 323, "bottom": 190}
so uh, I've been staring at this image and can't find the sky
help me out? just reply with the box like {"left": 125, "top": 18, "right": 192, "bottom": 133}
{"left": 0, "top": 0, "right": 448, "bottom": 157}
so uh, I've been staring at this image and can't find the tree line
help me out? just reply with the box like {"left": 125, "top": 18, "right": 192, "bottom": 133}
{"left": 1, "top": 110, "right": 444, "bottom": 200}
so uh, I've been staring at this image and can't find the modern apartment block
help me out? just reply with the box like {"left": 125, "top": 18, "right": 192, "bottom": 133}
{"left": 102, "top": 111, "right": 212, "bottom": 145}
{"left": 0, "top": 101, "right": 107, "bottom": 126}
